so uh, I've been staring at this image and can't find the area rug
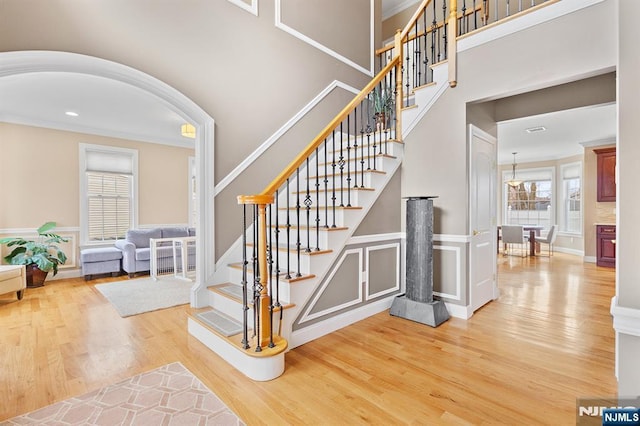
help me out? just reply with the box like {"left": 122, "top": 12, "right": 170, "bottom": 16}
{"left": 2, "top": 362, "right": 244, "bottom": 425}
{"left": 95, "top": 276, "right": 192, "bottom": 317}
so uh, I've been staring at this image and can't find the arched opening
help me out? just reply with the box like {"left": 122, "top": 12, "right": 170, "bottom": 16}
{"left": 0, "top": 50, "right": 215, "bottom": 306}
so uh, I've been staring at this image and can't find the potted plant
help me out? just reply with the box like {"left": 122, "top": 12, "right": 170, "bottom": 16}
{"left": 372, "top": 85, "right": 395, "bottom": 131}
{"left": 0, "top": 222, "right": 68, "bottom": 287}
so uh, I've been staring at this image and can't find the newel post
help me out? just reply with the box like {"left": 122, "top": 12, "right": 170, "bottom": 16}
{"left": 448, "top": 0, "right": 458, "bottom": 87}
{"left": 394, "top": 29, "right": 403, "bottom": 141}
{"left": 238, "top": 194, "right": 274, "bottom": 350}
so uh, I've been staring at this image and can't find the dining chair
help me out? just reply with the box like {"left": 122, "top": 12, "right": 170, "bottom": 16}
{"left": 501, "top": 225, "right": 529, "bottom": 257}
{"left": 537, "top": 225, "right": 558, "bottom": 257}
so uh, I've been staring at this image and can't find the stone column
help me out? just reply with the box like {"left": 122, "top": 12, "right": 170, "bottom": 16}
{"left": 390, "top": 196, "right": 449, "bottom": 327}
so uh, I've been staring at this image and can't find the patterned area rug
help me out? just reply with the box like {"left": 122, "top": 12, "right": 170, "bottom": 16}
{"left": 2, "top": 362, "right": 244, "bottom": 425}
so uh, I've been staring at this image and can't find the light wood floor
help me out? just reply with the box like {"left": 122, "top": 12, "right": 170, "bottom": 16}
{"left": 0, "top": 253, "right": 616, "bottom": 424}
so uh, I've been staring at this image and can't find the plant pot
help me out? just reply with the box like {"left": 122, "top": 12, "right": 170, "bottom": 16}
{"left": 375, "top": 112, "right": 387, "bottom": 131}
{"left": 25, "top": 264, "right": 48, "bottom": 288}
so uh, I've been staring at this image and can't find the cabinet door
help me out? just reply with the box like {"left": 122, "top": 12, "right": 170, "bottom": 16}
{"left": 595, "top": 148, "right": 616, "bottom": 202}
{"left": 596, "top": 225, "right": 616, "bottom": 267}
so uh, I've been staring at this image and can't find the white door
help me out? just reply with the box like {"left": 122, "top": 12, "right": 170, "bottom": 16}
{"left": 469, "top": 125, "right": 497, "bottom": 312}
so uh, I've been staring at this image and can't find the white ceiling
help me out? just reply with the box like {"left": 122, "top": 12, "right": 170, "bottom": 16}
{"left": 497, "top": 103, "right": 617, "bottom": 165}
{"left": 0, "top": 72, "right": 194, "bottom": 148}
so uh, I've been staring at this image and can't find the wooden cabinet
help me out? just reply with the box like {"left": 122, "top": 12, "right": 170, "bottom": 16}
{"left": 594, "top": 147, "right": 616, "bottom": 202}
{"left": 596, "top": 225, "right": 616, "bottom": 268}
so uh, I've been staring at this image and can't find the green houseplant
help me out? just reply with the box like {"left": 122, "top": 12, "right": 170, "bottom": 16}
{"left": 0, "top": 222, "right": 68, "bottom": 287}
{"left": 372, "top": 85, "right": 395, "bottom": 131}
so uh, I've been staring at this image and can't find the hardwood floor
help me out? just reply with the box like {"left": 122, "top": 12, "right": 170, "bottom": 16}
{"left": 0, "top": 253, "right": 616, "bottom": 424}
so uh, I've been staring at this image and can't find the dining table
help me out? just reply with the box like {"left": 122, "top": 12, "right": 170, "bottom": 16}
{"left": 497, "top": 225, "right": 545, "bottom": 256}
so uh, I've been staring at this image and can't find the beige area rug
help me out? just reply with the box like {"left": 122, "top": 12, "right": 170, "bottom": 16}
{"left": 95, "top": 276, "right": 192, "bottom": 317}
{"left": 2, "top": 362, "right": 244, "bottom": 425}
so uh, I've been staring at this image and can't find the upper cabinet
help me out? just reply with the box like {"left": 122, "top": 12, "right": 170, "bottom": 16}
{"left": 594, "top": 147, "right": 616, "bottom": 202}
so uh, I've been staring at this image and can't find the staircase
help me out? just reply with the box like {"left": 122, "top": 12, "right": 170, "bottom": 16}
{"left": 187, "top": 57, "right": 451, "bottom": 380}
{"left": 187, "top": 0, "right": 561, "bottom": 381}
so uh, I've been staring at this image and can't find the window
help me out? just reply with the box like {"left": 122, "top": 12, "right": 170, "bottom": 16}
{"left": 561, "top": 162, "right": 582, "bottom": 234}
{"left": 80, "top": 144, "right": 138, "bottom": 245}
{"left": 503, "top": 167, "right": 554, "bottom": 228}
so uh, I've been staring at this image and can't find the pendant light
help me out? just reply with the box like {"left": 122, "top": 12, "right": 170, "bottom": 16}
{"left": 506, "top": 152, "right": 523, "bottom": 188}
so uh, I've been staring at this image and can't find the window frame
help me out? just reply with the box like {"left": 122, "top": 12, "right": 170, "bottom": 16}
{"left": 502, "top": 166, "right": 555, "bottom": 229}
{"left": 79, "top": 143, "right": 139, "bottom": 247}
{"left": 559, "top": 161, "right": 583, "bottom": 236}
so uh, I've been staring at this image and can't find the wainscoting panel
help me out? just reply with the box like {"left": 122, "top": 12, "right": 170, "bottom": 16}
{"left": 304, "top": 249, "right": 362, "bottom": 321}
{"left": 432, "top": 236, "right": 469, "bottom": 306}
{"left": 293, "top": 236, "right": 402, "bottom": 331}
{"left": 366, "top": 243, "right": 400, "bottom": 300}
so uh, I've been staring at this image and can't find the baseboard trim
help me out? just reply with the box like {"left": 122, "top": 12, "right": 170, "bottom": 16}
{"left": 444, "top": 302, "right": 473, "bottom": 320}
{"left": 583, "top": 256, "right": 597, "bottom": 263}
{"left": 290, "top": 296, "right": 395, "bottom": 349}
{"left": 554, "top": 247, "right": 584, "bottom": 257}
{"left": 611, "top": 296, "right": 640, "bottom": 338}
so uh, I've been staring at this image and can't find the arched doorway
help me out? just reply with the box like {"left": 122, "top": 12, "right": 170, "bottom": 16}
{"left": 0, "top": 50, "right": 215, "bottom": 307}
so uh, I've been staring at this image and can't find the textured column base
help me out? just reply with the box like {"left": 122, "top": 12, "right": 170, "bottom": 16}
{"left": 389, "top": 295, "right": 450, "bottom": 327}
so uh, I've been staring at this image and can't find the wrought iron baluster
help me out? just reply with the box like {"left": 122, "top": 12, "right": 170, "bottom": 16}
{"left": 346, "top": 114, "right": 352, "bottom": 207}
{"left": 267, "top": 204, "right": 274, "bottom": 348}
{"left": 274, "top": 190, "right": 281, "bottom": 319}
{"left": 462, "top": 0, "right": 468, "bottom": 35}
{"left": 331, "top": 129, "right": 337, "bottom": 228}
{"left": 423, "top": 7, "right": 430, "bottom": 84}
{"left": 473, "top": 0, "right": 478, "bottom": 30}
{"left": 442, "top": 0, "right": 448, "bottom": 60}
{"left": 360, "top": 104, "right": 366, "bottom": 188}
{"left": 432, "top": 0, "right": 437, "bottom": 67}
{"left": 404, "top": 36, "right": 410, "bottom": 107}
{"left": 285, "top": 178, "right": 291, "bottom": 279}
{"left": 339, "top": 123, "right": 345, "bottom": 207}
{"left": 315, "top": 147, "right": 321, "bottom": 250}
{"left": 241, "top": 204, "right": 249, "bottom": 349}
{"left": 324, "top": 138, "right": 329, "bottom": 228}
{"left": 413, "top": 20, "right": 418, "bottom": 90}
{"left": 295, "top": 168, "right": 302, "bottom": 276}
{"left": 304, "top": 158, "right": 312, "bottom": 252}
{"left": 353, "top": 107, "right": 359, "bottom": 189}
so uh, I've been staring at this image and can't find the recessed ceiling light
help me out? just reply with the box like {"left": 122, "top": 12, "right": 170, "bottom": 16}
{"left": 65, "top": 111, "right": 79, "bottom": 117}
{"left": 525, "top": 126, "right": 546, "bottom": 133}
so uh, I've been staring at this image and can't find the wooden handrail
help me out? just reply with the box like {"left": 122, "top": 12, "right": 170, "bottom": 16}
{"left": 375, "top": 2, "right": 483, "bottom": 56}
{"left": 252, "top": 57, "right": 400, "bottom": 199}
{"left": 399, "top": 0, "right": 434, "bottom": 41}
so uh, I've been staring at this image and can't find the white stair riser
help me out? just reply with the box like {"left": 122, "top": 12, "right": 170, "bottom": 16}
{"left": 285, "top": 189, "right": 369, "bottom": 212}
{"left": 209, "top": 290, "right": 253, "bottom": 322}
{"left": 268, "top": 226, "right": 346, "bottom": 251}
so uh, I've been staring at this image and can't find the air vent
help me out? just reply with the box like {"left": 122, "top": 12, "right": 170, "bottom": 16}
{"left": 525, "top": 126, "right": 546, "bottom": 133}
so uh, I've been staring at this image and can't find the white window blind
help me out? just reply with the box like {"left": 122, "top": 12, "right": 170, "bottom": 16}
{"left": 87, "top": 172, "right": 132, "bottom": 241}
{"left": 80, "top": 144, "right": 137, "bottom": 245}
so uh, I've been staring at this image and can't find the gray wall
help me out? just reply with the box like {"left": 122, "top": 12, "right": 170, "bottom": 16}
{"left": 401, "top": 1, "right": 616, "bottom": 236}
{"left": 0, "top": 0, "right": 378, "bottom": 260}
{"left": 618, "top": 0, "right": 640, "bottom": 396}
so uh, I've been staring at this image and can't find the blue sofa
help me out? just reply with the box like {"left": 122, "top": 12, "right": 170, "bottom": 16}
{"left": 115, "top": 227, "right": 195, "bottom": 278}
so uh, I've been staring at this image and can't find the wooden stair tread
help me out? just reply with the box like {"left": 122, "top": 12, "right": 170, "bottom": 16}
{"left": 308, "top": 169, "right": 386, "bottom": 179}
{"left": 268, "top": 224, "right": 349, "bottom": 232}
{"left": 207, "top": 283, "right": 295, "bottom": 311}
{"left": 279, "top": 205, "right": 362, "bottom": 211}
{"left": 317, "top": 153, "right": 397, "bottom": 166}
{"left": 291, "top": 187, "right": 375, "bottom": 194}
{"left": 245, "top": 243, "right": 333, "bottom": 256}
{"left": 228, "top": 263, "right": 316, "bottom": 283}
{"left": 188, "top": 307, "right": 287, "bottom": 357}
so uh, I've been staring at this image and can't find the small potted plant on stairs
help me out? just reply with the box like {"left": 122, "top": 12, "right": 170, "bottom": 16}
{"left": 372, "top": 85, "right": 395, "bottom": 131}
{"left": 0, "top": 222, "right": 68, "bottom": 288}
